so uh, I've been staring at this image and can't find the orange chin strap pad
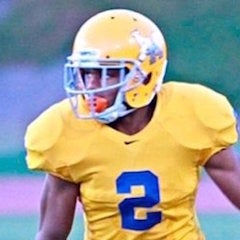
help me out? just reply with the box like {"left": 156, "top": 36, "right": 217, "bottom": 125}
{"left": 87, "top": 96, "right": 108, "bottom": 113}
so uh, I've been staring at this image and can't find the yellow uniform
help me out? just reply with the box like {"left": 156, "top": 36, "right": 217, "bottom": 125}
{"left": 25, "top": 82, "right": 238, "bottom": 240}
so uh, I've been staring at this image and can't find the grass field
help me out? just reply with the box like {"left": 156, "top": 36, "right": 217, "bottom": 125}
{"left": 0, "top": 214, "right": 83, "bottom": 240}
{"left": 1, "top": 213, "right": 240, "bottom": 240}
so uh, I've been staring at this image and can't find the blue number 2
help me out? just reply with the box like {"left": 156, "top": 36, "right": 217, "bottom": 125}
{"left": 116, "top": 171, "right": 162, "bottom": 230}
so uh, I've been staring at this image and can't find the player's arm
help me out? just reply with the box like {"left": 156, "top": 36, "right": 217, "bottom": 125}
{"left": 204, "top": 146, "right": 240, "bottom": 209}
{"left": 35, "top": 174, "right": 79, "bottom": 240}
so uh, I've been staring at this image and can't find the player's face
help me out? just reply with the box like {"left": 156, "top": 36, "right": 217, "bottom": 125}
{"left": 78, "top": 68, "right": 121, "bottom": 107}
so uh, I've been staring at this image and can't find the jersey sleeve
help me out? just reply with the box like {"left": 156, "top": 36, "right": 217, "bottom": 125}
{"left": 192, "top": 84, "right": 238, "bottom": 164}
{"left": 24, "top": 102, "right": 74, "bottom": 182}
{"left": 161, "top": 82, "right": 238, "bottom": 166}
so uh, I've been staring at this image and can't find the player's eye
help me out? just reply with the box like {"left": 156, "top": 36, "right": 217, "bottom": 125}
{"left": 80, "top": 68, "right": 102, "bottom": 78}
{"left": 106, "top": 69, "right": 120, "bottom": 78}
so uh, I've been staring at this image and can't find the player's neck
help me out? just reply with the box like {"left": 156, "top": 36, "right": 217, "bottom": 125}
{"left": 108, "top": 96, "right": 157, "bottom": 135}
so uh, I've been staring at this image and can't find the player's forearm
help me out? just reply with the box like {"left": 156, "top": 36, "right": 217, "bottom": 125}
{"left": 222, "top": 176, "right": 240, "bottom": 210}
{"left": 210, "top": 168, "right": 240, "bottom": 210}
{"left": 220, "top": 161, "right": 240, "bottom": 209}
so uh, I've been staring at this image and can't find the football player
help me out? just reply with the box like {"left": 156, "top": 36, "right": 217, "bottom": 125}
{"left": 25, "top": 9, "right": 240, "bottom": 240}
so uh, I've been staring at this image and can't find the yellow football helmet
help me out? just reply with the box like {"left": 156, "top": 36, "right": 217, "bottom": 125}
{"left": 64, "top": 9, "right": 167, "bottom": 123}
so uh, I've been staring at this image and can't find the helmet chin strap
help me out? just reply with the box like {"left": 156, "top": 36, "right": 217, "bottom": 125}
{"left": 97, "top": 104, "right": 135, "bottom": 124}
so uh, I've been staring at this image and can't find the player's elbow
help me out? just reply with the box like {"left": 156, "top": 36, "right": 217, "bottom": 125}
{"left": 35, "top": 230, "right": 69, "bottom": 240}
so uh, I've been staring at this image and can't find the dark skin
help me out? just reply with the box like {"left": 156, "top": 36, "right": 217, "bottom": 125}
{"left": 35, "top": 72, "right": 240, "bottom": 240}
{"left": 205, "top": 147, "right": 240, "bottom": 207}
{"left": 36, "top": 175, "right": 79, "bottom": 239}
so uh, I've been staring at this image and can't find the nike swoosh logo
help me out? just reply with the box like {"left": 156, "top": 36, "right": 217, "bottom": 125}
{"left": 124, "top": 140, "right": 139, "bottom": 145}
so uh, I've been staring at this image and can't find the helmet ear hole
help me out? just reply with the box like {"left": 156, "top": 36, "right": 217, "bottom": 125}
{"left": 143, "top": 73, "right": 152, "bottom": 85}
{"left": 124, "top": 67, "right": 130, "bottom": 74}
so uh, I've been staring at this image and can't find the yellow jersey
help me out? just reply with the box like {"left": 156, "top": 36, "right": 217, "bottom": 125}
{"left": 25, "top": 82, "right": 238, "bottom": 240}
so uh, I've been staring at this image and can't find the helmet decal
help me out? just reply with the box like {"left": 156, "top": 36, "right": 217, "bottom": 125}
{"left": 131, "top": 30, "right": 164, "bottom": 64}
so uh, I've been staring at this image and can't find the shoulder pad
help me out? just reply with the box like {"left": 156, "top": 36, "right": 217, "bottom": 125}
{"left": 25, "top": 103, "right": 63, "bottom": 151}
{"left": 164, "top": 82, "right": 236, "bottom": 130}
{"left": 160, "top": 82, "right": 237, "bottom": 149}
{"left": 192, "top": 84, "right": 236, "bottom": 130}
